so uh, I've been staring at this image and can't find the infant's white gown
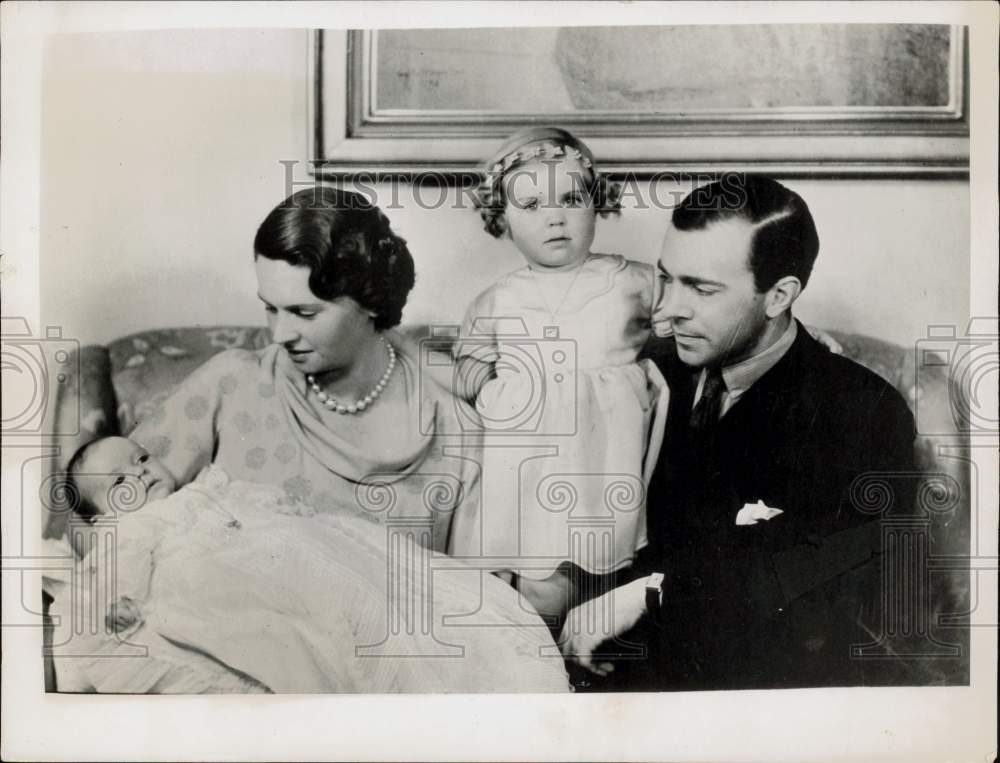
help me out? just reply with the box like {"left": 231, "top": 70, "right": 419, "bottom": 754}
{"left": 51, "top": 466, "right": 569, "bottom": 693}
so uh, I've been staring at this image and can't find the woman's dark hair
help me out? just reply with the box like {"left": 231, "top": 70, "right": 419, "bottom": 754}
{"left": 672, "top": 174, "right": 819, "bottom": 292}
{"left": 253, "top": 187, "right": 416, "bottom": 331}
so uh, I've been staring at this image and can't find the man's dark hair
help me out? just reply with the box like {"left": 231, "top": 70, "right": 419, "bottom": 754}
{"left": 672, "top": 174, "right": 820, "bottom": 292}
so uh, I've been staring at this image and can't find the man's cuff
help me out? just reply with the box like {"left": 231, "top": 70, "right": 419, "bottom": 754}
{"left": 645, "top": 572, "right": 664, "bottom": 616}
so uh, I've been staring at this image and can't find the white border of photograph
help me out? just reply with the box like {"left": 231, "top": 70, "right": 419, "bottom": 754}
{"left": 1, "top": 2, "right": 996, "bottom": 762}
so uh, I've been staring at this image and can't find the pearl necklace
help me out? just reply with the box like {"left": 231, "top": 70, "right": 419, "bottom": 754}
{"left": 306, "top": 337, "right": 396, "bottom": 414}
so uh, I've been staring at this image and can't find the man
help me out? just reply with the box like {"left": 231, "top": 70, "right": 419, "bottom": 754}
{"left": 561, "top": 175, "right": 916, "bottom": 690}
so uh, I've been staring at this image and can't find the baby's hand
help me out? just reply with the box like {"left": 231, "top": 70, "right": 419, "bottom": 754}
{"left": 106, "top": 596, "right": 143, "bottom": 633}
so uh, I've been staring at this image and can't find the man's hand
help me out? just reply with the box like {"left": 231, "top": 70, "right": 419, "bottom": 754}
{"left": 106, "top": 596, "right": 143, "bottom": 633}
{"left": 558, "top": 577, "right": 648, "bottom": 676}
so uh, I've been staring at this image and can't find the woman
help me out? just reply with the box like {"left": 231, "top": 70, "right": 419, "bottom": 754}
{"left": 131, "top": 187, "right": 475, "bottom": 551}
{"left": 52, "top": 187, "right": 569, "bottom": 693}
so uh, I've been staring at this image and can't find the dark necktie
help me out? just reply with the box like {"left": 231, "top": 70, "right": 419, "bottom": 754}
{"left": 689, "top": 366, "right": 726, "bottom": 441}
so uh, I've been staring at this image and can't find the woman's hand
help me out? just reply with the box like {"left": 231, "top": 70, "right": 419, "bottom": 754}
{"left": 514, "top": 573, "right": 572, "bottom": 622}
{"left": 805, "top": 325, "right": 843, "bottom": 354}
{"left": 558, "top": 577, "right": 648, "bottom": 676}
{"left": 106, "top": 596, "right": 143, "bottom": 633}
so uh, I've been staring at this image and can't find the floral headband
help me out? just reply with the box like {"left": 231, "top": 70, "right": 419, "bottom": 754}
{"left": 488, "top": 142, "right": 594, "bottom": 176}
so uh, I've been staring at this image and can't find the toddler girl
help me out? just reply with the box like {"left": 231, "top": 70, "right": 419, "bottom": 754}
{"left": 447, "top": 127, "right": 668, "bottom": 627}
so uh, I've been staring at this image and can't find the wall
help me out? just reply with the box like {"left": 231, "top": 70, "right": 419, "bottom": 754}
{"left": 41, "top": 29, "right": 969, "bottom": 351}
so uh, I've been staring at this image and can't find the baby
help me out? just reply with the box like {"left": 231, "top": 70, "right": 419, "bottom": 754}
{"left": 59, "top": 437, "right": 571, "bottom": 693}
{"left": 66, "top": 436, "right": 179, "bottom": 631}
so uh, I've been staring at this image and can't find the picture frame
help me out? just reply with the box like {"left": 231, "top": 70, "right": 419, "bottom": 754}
{"left": 310, "top": 25, "right": 969, "bottom": 179}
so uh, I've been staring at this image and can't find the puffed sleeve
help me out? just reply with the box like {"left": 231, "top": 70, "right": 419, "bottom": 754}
{"left": 453, "top": 287, "right": 501, "bottom": 365}
{"left": 130, "top": 350, "right": 249, "bottom": 487}
{"left": 628, "top": 258, "right": 658, "bottom": 325}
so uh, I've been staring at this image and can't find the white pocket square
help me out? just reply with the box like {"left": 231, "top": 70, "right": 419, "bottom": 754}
{"left": 736, "top": 500, "right": 784, "bottom": 526}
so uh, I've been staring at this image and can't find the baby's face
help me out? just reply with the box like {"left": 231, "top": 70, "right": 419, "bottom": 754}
{"left": 76, "top": 437, "right": 176, "bottom": 516}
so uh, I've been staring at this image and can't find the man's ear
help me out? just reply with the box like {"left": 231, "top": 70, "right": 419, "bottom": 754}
{"left": 764, "top": 276, "right": 802, "bottom": 318}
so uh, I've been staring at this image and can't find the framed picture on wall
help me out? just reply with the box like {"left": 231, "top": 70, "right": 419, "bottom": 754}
{"left": 309, "top": 24, "right": 969, "bottom": 178}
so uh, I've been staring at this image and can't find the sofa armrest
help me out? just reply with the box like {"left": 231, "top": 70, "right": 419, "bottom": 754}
{"left": 44, "top": 345, "right": 119, "bottom": 540}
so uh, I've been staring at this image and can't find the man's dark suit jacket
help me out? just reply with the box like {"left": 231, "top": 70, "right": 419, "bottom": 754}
{"left": 610, "top": 321, "right": 917, "bottom": 691}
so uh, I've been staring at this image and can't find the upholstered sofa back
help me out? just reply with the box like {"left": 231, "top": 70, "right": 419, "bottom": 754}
{"left": 48, "top": 322, "right": 969, "bottom": 563}
{"left": 54, "top": 322, "right": 958, "bottom": 445}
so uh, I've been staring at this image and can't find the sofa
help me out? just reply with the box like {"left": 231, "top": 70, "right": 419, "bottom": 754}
{"left": 42, "top": 324, "right": 972, "bottom": 688}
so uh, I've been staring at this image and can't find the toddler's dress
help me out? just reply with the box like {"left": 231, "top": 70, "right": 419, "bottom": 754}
{"left": 448, "top": 254, "right": 667, "bottom": 580}
{"left": 51, "top": 466, "right": 569, "bottom": 693}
